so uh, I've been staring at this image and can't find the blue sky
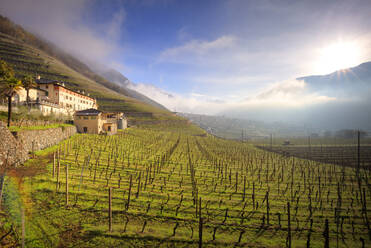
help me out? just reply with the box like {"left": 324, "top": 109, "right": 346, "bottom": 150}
{"left": 2, "top": 0, "right": 371, "bottom": 114}
{"left": 89, "top": 0, "right": 371, "bottom": 97}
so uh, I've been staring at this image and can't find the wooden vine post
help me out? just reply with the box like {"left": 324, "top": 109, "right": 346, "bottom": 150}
{"left": 21, "top": 206, "right": 25, "bottom": 248}
{"left": 109, "top": 187, "right": 112, "bottom": 232}
{"left": 266, "top": 191, "right": 270, "bottom": 225}
{"left": 323, "top": 219, "right": 329, "bottom": 248}
{"left": 126, "top": 175, "right": 132, "bottom": 211}
{"left": 65, "top": 164, "right": 69, "bottom": 206}
{"left": 53, "top": 152, "right": 56, "bottom": 178}
{"left": 56, "top": 149, "right": 61, "bottom": 191}
{"left": 243, "top": 176, "right": 246, "bottom": 201}
{"left": 199, "top": 197, "right": 203, "bottom": 248}
{"left": 287, "top": 202, "right": 291, "bottom": 248}
{"left": 306, "top": 219, "right": 313, "bottom": 248}
{"left": 252, "top": 182, "right": 255, "bottom": 210}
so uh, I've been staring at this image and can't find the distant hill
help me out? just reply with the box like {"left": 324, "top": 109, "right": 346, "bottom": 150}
{"left": 297, "top": 61, "right": 371, "bottom": 97}
{"left": 0, "top": 15, "right": 171, "bottom": 119}
{"left": 298, "top": 61, "right": 371, "bottom": 83}
{"left": 220, "top": 61, "right": 371, "bottom": 132}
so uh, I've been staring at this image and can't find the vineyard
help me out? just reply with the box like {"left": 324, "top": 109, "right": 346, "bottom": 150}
{"left": 14, "top": 123, "right": 371, "bottom": 247}
{"left": 0, "top": 33, "right": 69, "bottom": 82}
{"left": 258, "top": 145, "right": 371, "bottom": 171}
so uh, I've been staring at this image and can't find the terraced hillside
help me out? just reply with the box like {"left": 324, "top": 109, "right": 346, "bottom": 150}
{"left": 0, "top": 16, "right": 173, "bottom": 121}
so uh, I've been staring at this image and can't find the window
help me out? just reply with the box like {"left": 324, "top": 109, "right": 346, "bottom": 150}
{"left": 91, "top": 116, "right": 96, "bottom": 119}
{"left": 46, "top": 85, "right": 48, "bottom": 89}
{"left": 108, "top": 126, "right": 111, "bottom": 132}
{"left": 83, "top": 127, "right": 88, "bottom": 133}
{"left": 83, "top": 116, "right": 88, "bottom": 120}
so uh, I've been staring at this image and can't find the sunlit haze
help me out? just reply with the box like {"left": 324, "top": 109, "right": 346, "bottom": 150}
{"left": 314, "top": 41, "right": 363, "bottom": 74}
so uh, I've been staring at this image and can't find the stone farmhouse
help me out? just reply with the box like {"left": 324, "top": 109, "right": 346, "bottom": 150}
{"left": 11, "top": 77, "right": 97, "bottom": 116}
{"left": 6, "top": 76, "right": 128, "bottom": 135}
{"left": 74, "top": 108, "right": 127, "bottom": 135}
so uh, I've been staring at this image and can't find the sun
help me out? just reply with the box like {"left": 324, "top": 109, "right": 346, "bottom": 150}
{"left": 315, "top": 41, "right": 362, "bottom": 74}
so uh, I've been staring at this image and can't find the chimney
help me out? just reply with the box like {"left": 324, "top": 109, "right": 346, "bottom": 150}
{"left": 36, "top": 75, "right": 41, "bottom": 80}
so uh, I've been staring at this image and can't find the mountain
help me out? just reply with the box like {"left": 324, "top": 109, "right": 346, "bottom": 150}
{"left": 297, "top": 61, "right": 371, "bottom": 97}
{"left": 298, "top": 61, "right": 371, "bottom": 84}
{"left": 96, "top": 68, "right": 168, "bottom": 110}
{"left": 100, "top": 68, "right": 131, "bottom": 87}
{"left": 221, "top": 61, "right": 371, "bottom": 132}
{"left": 0, "top": 15, "right": 172, "bottom": 120}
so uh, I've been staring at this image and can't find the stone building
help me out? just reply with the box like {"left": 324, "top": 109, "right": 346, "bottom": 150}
{"left": 9, "top": 77, "right": 97, "bottom": 116}
{"left": 36, "top": 79, "right": 97, "bottom": 114}
{"left": 74, "top": 108, "right": 127, "bottom": 135}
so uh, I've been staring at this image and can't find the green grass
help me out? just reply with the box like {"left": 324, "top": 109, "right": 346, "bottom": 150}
{"left": 8, "top": 123, "right": 73, "bottom": 132}
{"left": 0, "top": 177, "right": 21, "bottom": 247}
{"left": 4, "top": 123, "right": 369, "bottom": 247}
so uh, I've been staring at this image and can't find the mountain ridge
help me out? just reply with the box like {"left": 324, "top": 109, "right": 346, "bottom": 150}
{"left": 297, "top": 61, "right": 371, "bottom": 85}
{"left": 94, "top": 67, "right": 168, "bottom": 110}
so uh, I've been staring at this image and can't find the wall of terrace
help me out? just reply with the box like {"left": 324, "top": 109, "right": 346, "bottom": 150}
{"left": 11, "top": 125, "right": 76, "bottom": 154}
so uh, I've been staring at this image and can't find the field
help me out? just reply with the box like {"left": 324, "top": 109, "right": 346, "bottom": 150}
{"left": 4, "top": 124, "right": 371, "bottom": 247}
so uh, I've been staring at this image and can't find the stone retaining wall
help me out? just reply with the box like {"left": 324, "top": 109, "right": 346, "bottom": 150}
{"left": 12, "top": 126, "right": 76, "bottom": 154}
{"left": 0, "top": 121, "right": 29, "bottom": 168}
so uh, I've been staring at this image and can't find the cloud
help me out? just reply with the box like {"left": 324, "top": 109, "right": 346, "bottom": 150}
{"left": 193, "top": 75, "right": 273, "bottom": 86}
{"left": 127, "top": 82, "right": 228, "bottom": 114}
{"left": 251, "top": 80, "right": 335, "bottom": 107}
{"left": 128, "top": 79, "right": 337, "bottom": 118}
{"left": 157, "top": 35, "right": 237, "bottom": 64}
{"left": 0, "top": 0, "right": 125, "bottom": 64}
{"left": 176, "top": 26, "right": 192, "bottom": 41}
{"left": 105, "top": 7, "right": 126, "bottom": 41}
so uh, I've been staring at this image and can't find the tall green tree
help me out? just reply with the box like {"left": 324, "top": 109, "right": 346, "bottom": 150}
{"left": 0, "top": 60, "right": 23, "bottom": 127}
{"left": 0, "top": 60, "right": 14, "bottom": 79}
{"left": 22, "top": 74, "right": 36, "bottom": 106}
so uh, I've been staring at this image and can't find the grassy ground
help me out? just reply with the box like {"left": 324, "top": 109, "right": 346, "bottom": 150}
{"left": 2, "top": 123, "right": 370, "bottom": 247}
{"left": 8, "top": 123, "right": 73, "bottom": 132}
{"left": 0, "top": 176, "right": 22, "bottom": 247}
